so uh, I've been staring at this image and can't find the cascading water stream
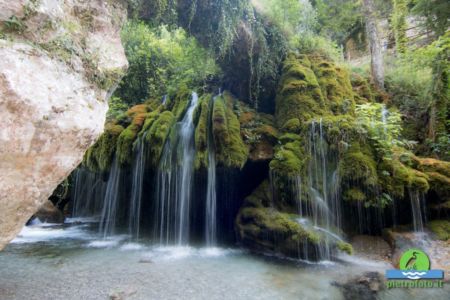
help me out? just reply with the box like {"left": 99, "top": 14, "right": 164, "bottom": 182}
{"left": 205, "top": 96, "right": 217, "bottom": 246}
{"left": 155, "top": 92, "right": 199, "bottom": 245}
{"left": 408, "top": 189, "right": 426, "bottom": 232}
{"left": 71, "top": 168, "right": 106, "bottom": 218}
{"left": 294, "top": 118, "right": 343, "bottom": 260}
{"left": 128, "top": 134, "right": 146, "bottom": 238}
{"left": 99, "top": 157, "right": 121, "bottom": 237}
{"left": 381, "top": 106, "right": 388, "bottom": 135}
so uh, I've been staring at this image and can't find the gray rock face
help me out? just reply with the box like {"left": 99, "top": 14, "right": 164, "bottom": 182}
{"left": 0, "top": 0, "right": 128, "bottom": 250}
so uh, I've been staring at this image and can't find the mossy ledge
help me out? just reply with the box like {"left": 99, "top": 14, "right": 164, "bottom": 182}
{"left": 235, "top": 181, "right": 352, "bottom": 260}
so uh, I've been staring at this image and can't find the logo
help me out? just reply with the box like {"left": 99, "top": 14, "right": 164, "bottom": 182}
{"left": 385, "top": 248, "right": 444, "bottom": 289}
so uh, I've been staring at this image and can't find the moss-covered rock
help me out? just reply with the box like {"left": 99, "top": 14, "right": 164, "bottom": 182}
{"left": 337, "top": 241, "right": 354, "bottom": 255}
{"left": 212, "top": 92, "right": 248, "bottom": 168}
{"left": 236, "top": 101, "right": 277, "bottom": 162}
{"left": 343, "top": 188, "right": 367, "bottom": 202}
{"left": 83, "top": 124, "right": 124, "bottom": 172}
{"left": 351, "top": 73, "right": 374, "bottom": 104}
{"left": 235, "top": 181, "right": 348, "bottom": 260}
{"left": 275, "top": 53, "right": 326, "bottom": 128}
{"left": 339, "top": 143, "right": 378, "bottom": 186}
{"left": 310, "top": 57, "right": 355, "bottom": 114}
{"left": 270, "top": 142, "right": 305, "bottom": 176}
{"left": 144, "top": 110, "right": 175, "bottom": 166}
{"left": 116, "top": 123, "right": 140, "bottom": 166}
{"left": 427, "top": 220, "right": 450, "bottom": 241}
{"left": 194, "top": 94, "right": 211, "bottom": 169}
{"left": 236, "top": 205, "right": 324, "bottom": 259}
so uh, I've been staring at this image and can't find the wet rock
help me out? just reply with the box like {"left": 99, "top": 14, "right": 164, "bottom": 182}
{"left": 34, "top": 200, "right": 64, "bottom": 224}
{"left": 351, "top": 235, "right": 391, "bottom": 262}
{"left": 109, "top": 288, "right": 137, "bottom": 300}
{"left": 333, "top": 272, "right": 384, "bottom": 300}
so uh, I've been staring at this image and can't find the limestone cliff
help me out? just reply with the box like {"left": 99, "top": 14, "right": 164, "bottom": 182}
{"left": 0, "top": 0, "right": 128, "bottom": 250}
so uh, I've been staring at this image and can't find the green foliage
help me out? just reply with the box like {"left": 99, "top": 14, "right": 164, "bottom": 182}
{"left": 183, "top": 0, "right": 248, "bottom": 57}
{"left": 107, "top": 96, "right": 129, "bottom": 120}
{"left": 412, "top": 0, "right": 450, "bottom": 38}
{"left": 114, "top": 21, "right": 220, "bottom": 105}
{"left": 253, "top": 0, "right": 317, "bottom": 37}
{"left": 428, "top": 33, "right": 449, "bottom": 158}
{"left": 313, "top": 0, "right": 362, "bottom": 44}
{"left": 3, "top": 15, "right": 27, "bottom": 33}
{"left": 391, "top": 0, "right": 408, "bottom": 54}
{"left": 355, "top": 103, "right": 406, "bottom": 156}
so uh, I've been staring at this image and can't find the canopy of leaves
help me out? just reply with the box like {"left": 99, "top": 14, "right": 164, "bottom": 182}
{"left": 114, "top": 21, "right": 220, "bottom": 106}
{"left": 251, "top": 0, "right": 317, "bottom": 37}
{"left": 412, "top": 0, "right": 450, "bottom": 37}
{"left": 355, "top": 103, "right": 410, "bottom": 156}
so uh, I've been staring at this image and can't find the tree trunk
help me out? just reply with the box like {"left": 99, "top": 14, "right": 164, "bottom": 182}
{"left": 362, "top": 0, "right": 384, "bottom": 90}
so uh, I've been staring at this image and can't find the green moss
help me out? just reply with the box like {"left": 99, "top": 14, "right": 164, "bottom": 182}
{"left": 310, "top": 58, "right": 355, "bottom": 114}
{"left": 194, "top": 94, "right": 211, "bottom": 169}
{"left": 351, "top": 73, "right": 374, "bottom": 103}
{"left": 413, "top": 157, "right": 450, "bottom": 178}
{"left": 169, "top": 84, "right": 191, "bottom": 119}
{"left": 276, "top": 53, "right": 326, "bottom": 128}
{"left": 343, "top": 188, "right": 367, "bottom": 202}
{"left": 339, "top": 143, "right": 378, "bottom": 186}
{"left": 144, "top": 110, "right": 175, "bottom": 165}
{"left": 236, "top": 206, "right": 320, "bottom": 246}
{"left": 234, "top": 180, "right": 349, "bottom": 259}
{"left": 82, "top": 124, "right": 124, "bottom": 172}
{"left": 427, "top": 220, "right": 450, "bottom": 241}
{"left": 270, "top": 144, "right": 304, "bottom": 176}
{"left": 282, "top": 118, "right": 301, "bottom": 133}
{"left": 116, "top": 123, "right": 140, "bottom": 166}
{"left": 212, "top": 92, "right": 248, "bottom": 168}
{"left": 380, "top": 157, "right": 430, "bottom": 195}
{"left": 337, "top": 241, "right": 354, "bottom": 255}
{"left": 424, "top": 172, "right": 450, "bottom": 202}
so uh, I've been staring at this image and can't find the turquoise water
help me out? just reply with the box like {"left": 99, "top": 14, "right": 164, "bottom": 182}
{"left": 0, "top": 221, "right": 447, "bottom": 300}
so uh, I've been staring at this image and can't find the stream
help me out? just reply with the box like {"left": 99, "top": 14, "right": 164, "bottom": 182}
{"left": 0, "top": 220, "right": 447, "bottom": 300}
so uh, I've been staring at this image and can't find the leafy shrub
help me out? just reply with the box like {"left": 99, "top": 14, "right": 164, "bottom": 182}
{"left": 114, "top": 21, "right": 220, "bottom": 106}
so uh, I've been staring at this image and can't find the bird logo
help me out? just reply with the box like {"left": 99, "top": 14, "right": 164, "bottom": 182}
{"left": 399, "top": 249, "right": 430, "bottom": 279}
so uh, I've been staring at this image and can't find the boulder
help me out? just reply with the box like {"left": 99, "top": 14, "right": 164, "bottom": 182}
{"left": 0, "top": 0, "right": 128, "bottom": 250}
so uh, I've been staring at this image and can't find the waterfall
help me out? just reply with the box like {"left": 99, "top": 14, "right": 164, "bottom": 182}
{"left": 294, "top": 118, "right": 343, "bottom": 260}
{"left": 408, "top": 189, "right": 425, "bottom": 232}
{"left": 205, "top": 96, "right": 217, "bottom": 246}
{"left": 380, "top": 105, "right": 389, "bottom": 136}
{"left": 99, "top": 158, "right": 122, "bottom": 237}
{"left": 71, "top": 168, "right": 106, "bottom": 218}
{"left": 155, "top": 92, "right": 199, "bottom": 245}
{"left": 128, "top": 134, "right": 146, "bottom": 238}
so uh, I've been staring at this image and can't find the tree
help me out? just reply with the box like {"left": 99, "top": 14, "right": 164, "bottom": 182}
{"left": 412, "top": 0, "right": 450, "bottom": 38}
{"left": 391, "top": 0, "right": 408, "bottom": 54}
{"left": 362, "top": 0, "right": 384, "bottom": 90}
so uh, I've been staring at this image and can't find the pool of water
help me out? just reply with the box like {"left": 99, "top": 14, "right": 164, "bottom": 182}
{"left": 0, "top": 221, "right": 447, "bottom": 300}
